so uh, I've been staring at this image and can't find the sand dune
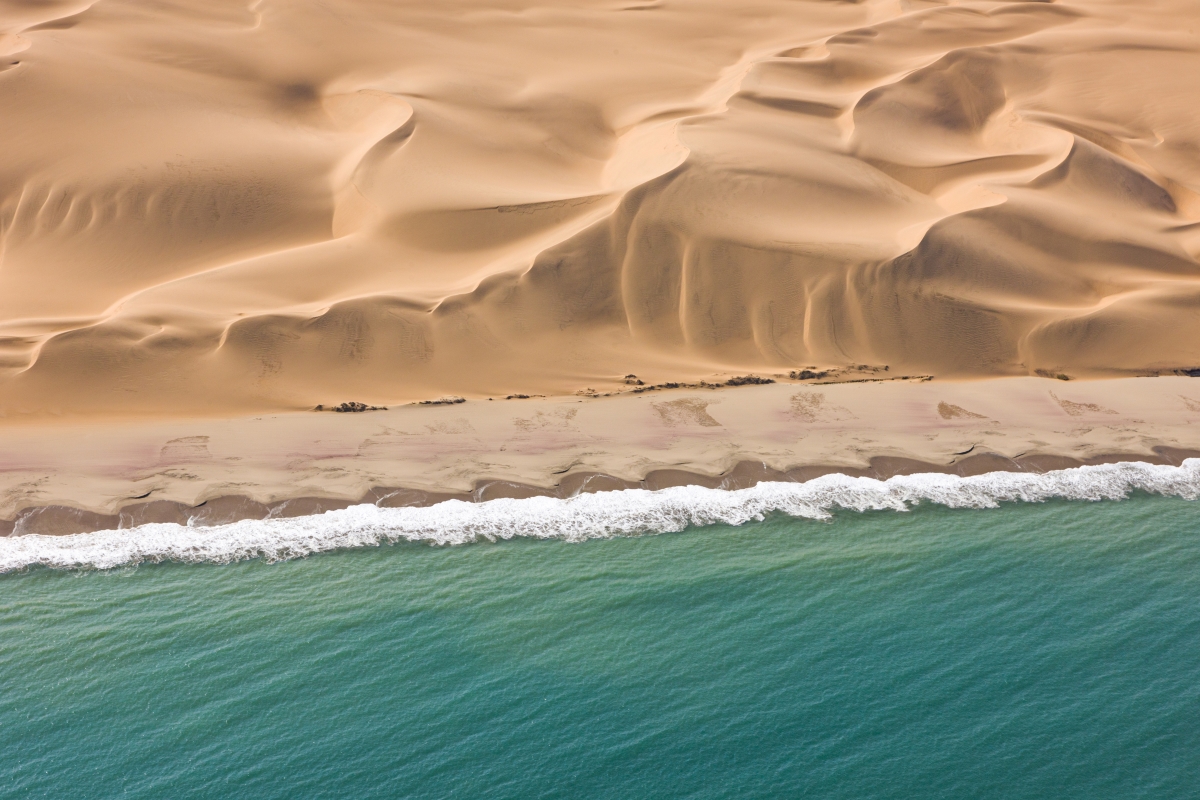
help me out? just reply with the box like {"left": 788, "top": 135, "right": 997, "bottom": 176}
{"left": 1, "top": 0, "right": 1199, "bottom": 416}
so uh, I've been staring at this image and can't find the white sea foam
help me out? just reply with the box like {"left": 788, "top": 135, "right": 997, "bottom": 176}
{"left": 2, "top": 460, "right": 1198, "bottom": 573}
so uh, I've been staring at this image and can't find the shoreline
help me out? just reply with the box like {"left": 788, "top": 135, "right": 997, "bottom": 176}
{"left": 2, "top": 376, "right": 1199, "bottom": 536}
{"left": 6, "top": 450, "right": 1200, "bottom": 538}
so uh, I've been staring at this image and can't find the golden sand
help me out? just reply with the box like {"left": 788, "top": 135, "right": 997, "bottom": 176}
{"left": 1, "top": 0, "right": 1198, "bottom": 417}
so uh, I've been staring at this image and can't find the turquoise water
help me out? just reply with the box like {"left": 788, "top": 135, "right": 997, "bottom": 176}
{"left": 2, "top": 495, "right": 1199, "bottom": 799}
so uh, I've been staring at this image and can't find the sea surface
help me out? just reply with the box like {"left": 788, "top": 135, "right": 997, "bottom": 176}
{"left": 2, "top": 472, "right": 1200, "bottom": 798}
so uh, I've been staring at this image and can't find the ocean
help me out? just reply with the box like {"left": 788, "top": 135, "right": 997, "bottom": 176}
{"left": 2, "top": 464, "right": 1199, "bottom": 799}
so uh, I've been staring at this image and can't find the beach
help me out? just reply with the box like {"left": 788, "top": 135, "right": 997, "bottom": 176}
{"left": 3, "top": 375, "right": 1198, "bottom": 534}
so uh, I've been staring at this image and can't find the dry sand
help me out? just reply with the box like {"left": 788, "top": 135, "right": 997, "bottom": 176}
{"left": 1, "top": 0, "right": 1199, "bottom": 416}
{"left": 2, "top": 1, "right": 1200, "bottom": 530}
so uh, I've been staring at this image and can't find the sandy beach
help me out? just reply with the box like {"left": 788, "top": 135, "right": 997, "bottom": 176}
{"left": 2, "top": 375, "right": 1197, "bottom": 534}
{"left": 2, "top": 0, "right": 1200, "bottom": 533}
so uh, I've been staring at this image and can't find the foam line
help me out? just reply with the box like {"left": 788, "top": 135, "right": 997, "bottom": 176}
{"left": 2, "top": 461, "right": 1198, "bottom": 573}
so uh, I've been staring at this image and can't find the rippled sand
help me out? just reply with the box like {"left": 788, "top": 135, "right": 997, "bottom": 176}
{"left": 1, "top": 0, "right": 1198, "bottom": 416}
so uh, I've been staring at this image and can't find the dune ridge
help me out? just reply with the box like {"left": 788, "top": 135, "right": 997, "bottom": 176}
{"left": 2, "top": 0, "right": 1199, "bottom": 416}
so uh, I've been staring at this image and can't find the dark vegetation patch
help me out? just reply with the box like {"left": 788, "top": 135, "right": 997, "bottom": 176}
{"left": 628, "top": 375, "right": 775, "bottom": 394}
{"left": 789, "top": 369, "right": 829, "bottom": 380}
{"left": 724, "top": 375, "right": 775, "bottom": 386}
{"left": 315, "top": 402, "right": 387, "bottom": 412}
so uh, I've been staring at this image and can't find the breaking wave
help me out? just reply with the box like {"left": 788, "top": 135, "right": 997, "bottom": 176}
{"left": 2, "top": 460, "right": 1198, "bottom": 573}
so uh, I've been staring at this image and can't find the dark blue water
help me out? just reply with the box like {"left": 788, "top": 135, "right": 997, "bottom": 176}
{"left": 2, "top": 496, "right": 1199, "bottom": 799}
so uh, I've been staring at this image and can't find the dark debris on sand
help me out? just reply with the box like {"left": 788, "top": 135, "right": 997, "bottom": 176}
{"left": 627, "top": 375, "right": 775, "bottom": 395}
{"left": 724, "top": 375, "right": 775, "bottom": 386}
{"left": 315, "top": 402, "right": 388, "bottom": 412}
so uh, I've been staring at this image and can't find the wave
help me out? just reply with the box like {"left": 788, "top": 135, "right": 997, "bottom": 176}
{"left": 2, "top": 460, "right": 1198, "bottom": 573}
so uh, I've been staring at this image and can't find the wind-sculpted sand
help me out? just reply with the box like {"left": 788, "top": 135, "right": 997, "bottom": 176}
{"left": 1, "top": 0, "right": 1199, "bottom": 416}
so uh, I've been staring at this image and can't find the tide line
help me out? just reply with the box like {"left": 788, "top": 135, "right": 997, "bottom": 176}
{"left": 2, "top": 460, "right": 1198, "bottom": 573}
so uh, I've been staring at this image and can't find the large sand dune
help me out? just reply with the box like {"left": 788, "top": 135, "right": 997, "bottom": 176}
{"left": 2, "top": 0, "right": 1199, "bottom": 416}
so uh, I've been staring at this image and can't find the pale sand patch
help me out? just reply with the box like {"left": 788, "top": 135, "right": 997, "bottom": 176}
{"left": 790, "top": 392, "right": 855, "bottom": 423}
{"left": 652, "top": 398, "right": 722, "bottom": 428}
{"left": 937, "top": 403, "right": 987, "bottom": 421}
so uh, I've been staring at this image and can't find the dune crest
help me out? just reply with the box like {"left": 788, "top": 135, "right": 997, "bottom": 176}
{"left": 1, "top": 0, "right": 1198, "bottom": 416}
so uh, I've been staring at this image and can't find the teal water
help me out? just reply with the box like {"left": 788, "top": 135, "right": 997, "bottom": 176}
{"left": 2, "top": 496, "right": 1199, "bottom": 799}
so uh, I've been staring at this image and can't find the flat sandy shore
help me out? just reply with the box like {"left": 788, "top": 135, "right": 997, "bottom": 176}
{"left": 2, "top": 376, "right": 1198, "bottom": 535}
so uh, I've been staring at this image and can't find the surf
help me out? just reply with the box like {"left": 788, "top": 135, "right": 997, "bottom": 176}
{"left": 2, "top": 460, "right": 1198, "bottom": 574}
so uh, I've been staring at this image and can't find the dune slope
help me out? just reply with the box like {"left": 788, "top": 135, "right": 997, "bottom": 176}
{"left": 1, "top": 0, "right": 1199, "bottom": 415}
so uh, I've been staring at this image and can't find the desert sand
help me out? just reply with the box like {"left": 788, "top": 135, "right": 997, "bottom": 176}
{"left": 1, "top": 0, "right": 1198, "bottom": 417}
{"left": 2, "top": 1, "right": 1200, "bottom": 530}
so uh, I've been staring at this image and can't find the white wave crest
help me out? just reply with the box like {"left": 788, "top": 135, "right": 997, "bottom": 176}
{"left": 2, "top": 460, "right": 1198, "bottom": 573}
